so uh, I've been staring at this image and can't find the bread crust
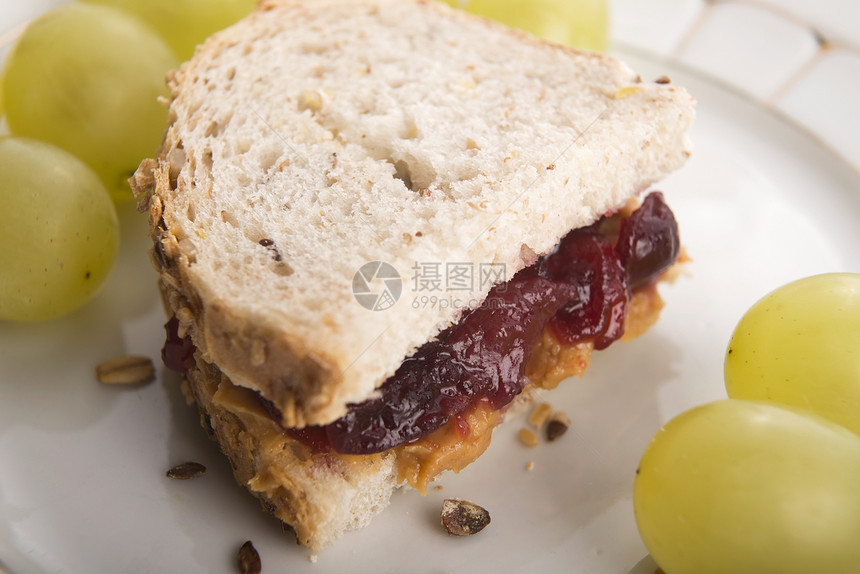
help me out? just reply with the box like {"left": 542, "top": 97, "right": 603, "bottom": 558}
{"left": 150, "top": 191, "right": 341, "bottom": 428}
{"left": 183, "top": 357, "right": 397, "bottom": 551}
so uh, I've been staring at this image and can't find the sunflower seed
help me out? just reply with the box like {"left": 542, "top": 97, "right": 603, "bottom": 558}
{"left": 166, "top": 462, "right": 207, "bottom": 480}
{"left": 545, "top": 411, "right": 571, "bottom": 442}
{"left": 238, "top": 540, "right": 262, "bottom": 574}
{"left": 96, "top": 355, "right": 155, "bottom": 385}
{"left": 441, "top": 498, "right": 491, "bottom": 536}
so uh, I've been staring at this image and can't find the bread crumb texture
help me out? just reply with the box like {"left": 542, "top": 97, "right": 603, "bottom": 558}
{"left": 146, "top": 0, "right": 694, "bottom": 426}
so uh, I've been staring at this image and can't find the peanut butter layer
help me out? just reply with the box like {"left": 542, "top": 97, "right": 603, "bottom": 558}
{"left": 392, "top": 283, "right": 666, "bottom": 492}
{"left": 204, "top": 282, "right": 667, "bottom": 503}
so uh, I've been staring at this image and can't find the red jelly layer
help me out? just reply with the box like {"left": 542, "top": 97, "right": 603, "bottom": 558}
{"left": 163, "top": 193, "right": 680, "bottom": 456}
{"left": 324, "top": 275, "right": 579, "bottom": 454}
{"left": 296, "top": 192, "right": 679, "bottom": 454}
{"left": 162, "top": 316, "right": 196, "bottom": 372}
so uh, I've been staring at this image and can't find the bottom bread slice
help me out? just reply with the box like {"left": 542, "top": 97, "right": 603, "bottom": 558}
{"left": 178, "top": 283, "right": 669, "bottom": 552}
{"left": 183, "top": 359, "right": 398, "bottom": 551}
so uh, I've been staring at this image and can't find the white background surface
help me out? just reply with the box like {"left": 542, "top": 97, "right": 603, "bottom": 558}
{"left": 2, "top": 2, "right": 859, "bottom": 573}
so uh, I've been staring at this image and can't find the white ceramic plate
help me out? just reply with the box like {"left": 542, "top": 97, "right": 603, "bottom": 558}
{"left": 2, "top": 5, "right": 860, "bottom": 574}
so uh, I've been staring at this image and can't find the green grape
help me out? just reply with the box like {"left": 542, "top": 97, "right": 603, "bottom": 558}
{"left": 725, "top": 273, "right": 860, "bottom": 436}
{"left": 2, "top": 3, "right": 177, "bottom": 202}
{"left": 634, "top": 399, "right": 860, "bottom": 574}
{"left": 81, "top": 0, "right": 259, "bottom": 61}
{"left": 442, "top": 0, "right": 608, "bottom": 51}
{"left": 0, "top": 137, "right": 119, "bottom": 322}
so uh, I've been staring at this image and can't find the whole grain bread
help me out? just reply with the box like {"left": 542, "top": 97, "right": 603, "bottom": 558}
{"left": 133, "top": 0, "right": 694, "bottom": 428}
{"left": 182, "top": 356, "right": 398, "bottom": 551}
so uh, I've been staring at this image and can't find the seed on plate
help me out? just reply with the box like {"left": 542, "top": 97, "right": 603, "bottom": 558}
{"left": 546, "top": 411, "right": 571, "bottom": 442}
{"left": 518, "top": 427, "right": 540, "bottom": 447}
{"left": 441, "top": 498, "right": 491, "bottom": 536}
{"left": 237, "top": 540, "right": 262, "bottom": 574}
{"left": 95, "top": 355, "right": 155, "bottom": 385}
{"left": 166, "top": 461, "right": 207, "bottom": 480}
{"left": 527, "top": 402, "right": 553, "bottom": 428}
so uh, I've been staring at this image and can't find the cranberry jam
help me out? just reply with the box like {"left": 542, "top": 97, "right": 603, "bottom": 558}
{"left": 162, "top": 315, "right": 196, "bottom": 372}
{"left": 295, "top": 192, "right": 678, "bottom": 454}
{"left": 164, "top": 193, "right": 680, "bottom": 456}
{"left": 324, "top": 274, "right": 579, "bottom": 454}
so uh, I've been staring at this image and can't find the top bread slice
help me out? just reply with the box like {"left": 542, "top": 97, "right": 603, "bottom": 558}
{"left": 134, "top": 0, "right": 695, "bottom": 427}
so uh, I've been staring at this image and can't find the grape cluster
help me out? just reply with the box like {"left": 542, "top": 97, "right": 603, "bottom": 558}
{"left": 0, "top": 1, "right": 257, "bottom": 322}
{"left": 634, "top": 274, "right": 860, "bottom": 574}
